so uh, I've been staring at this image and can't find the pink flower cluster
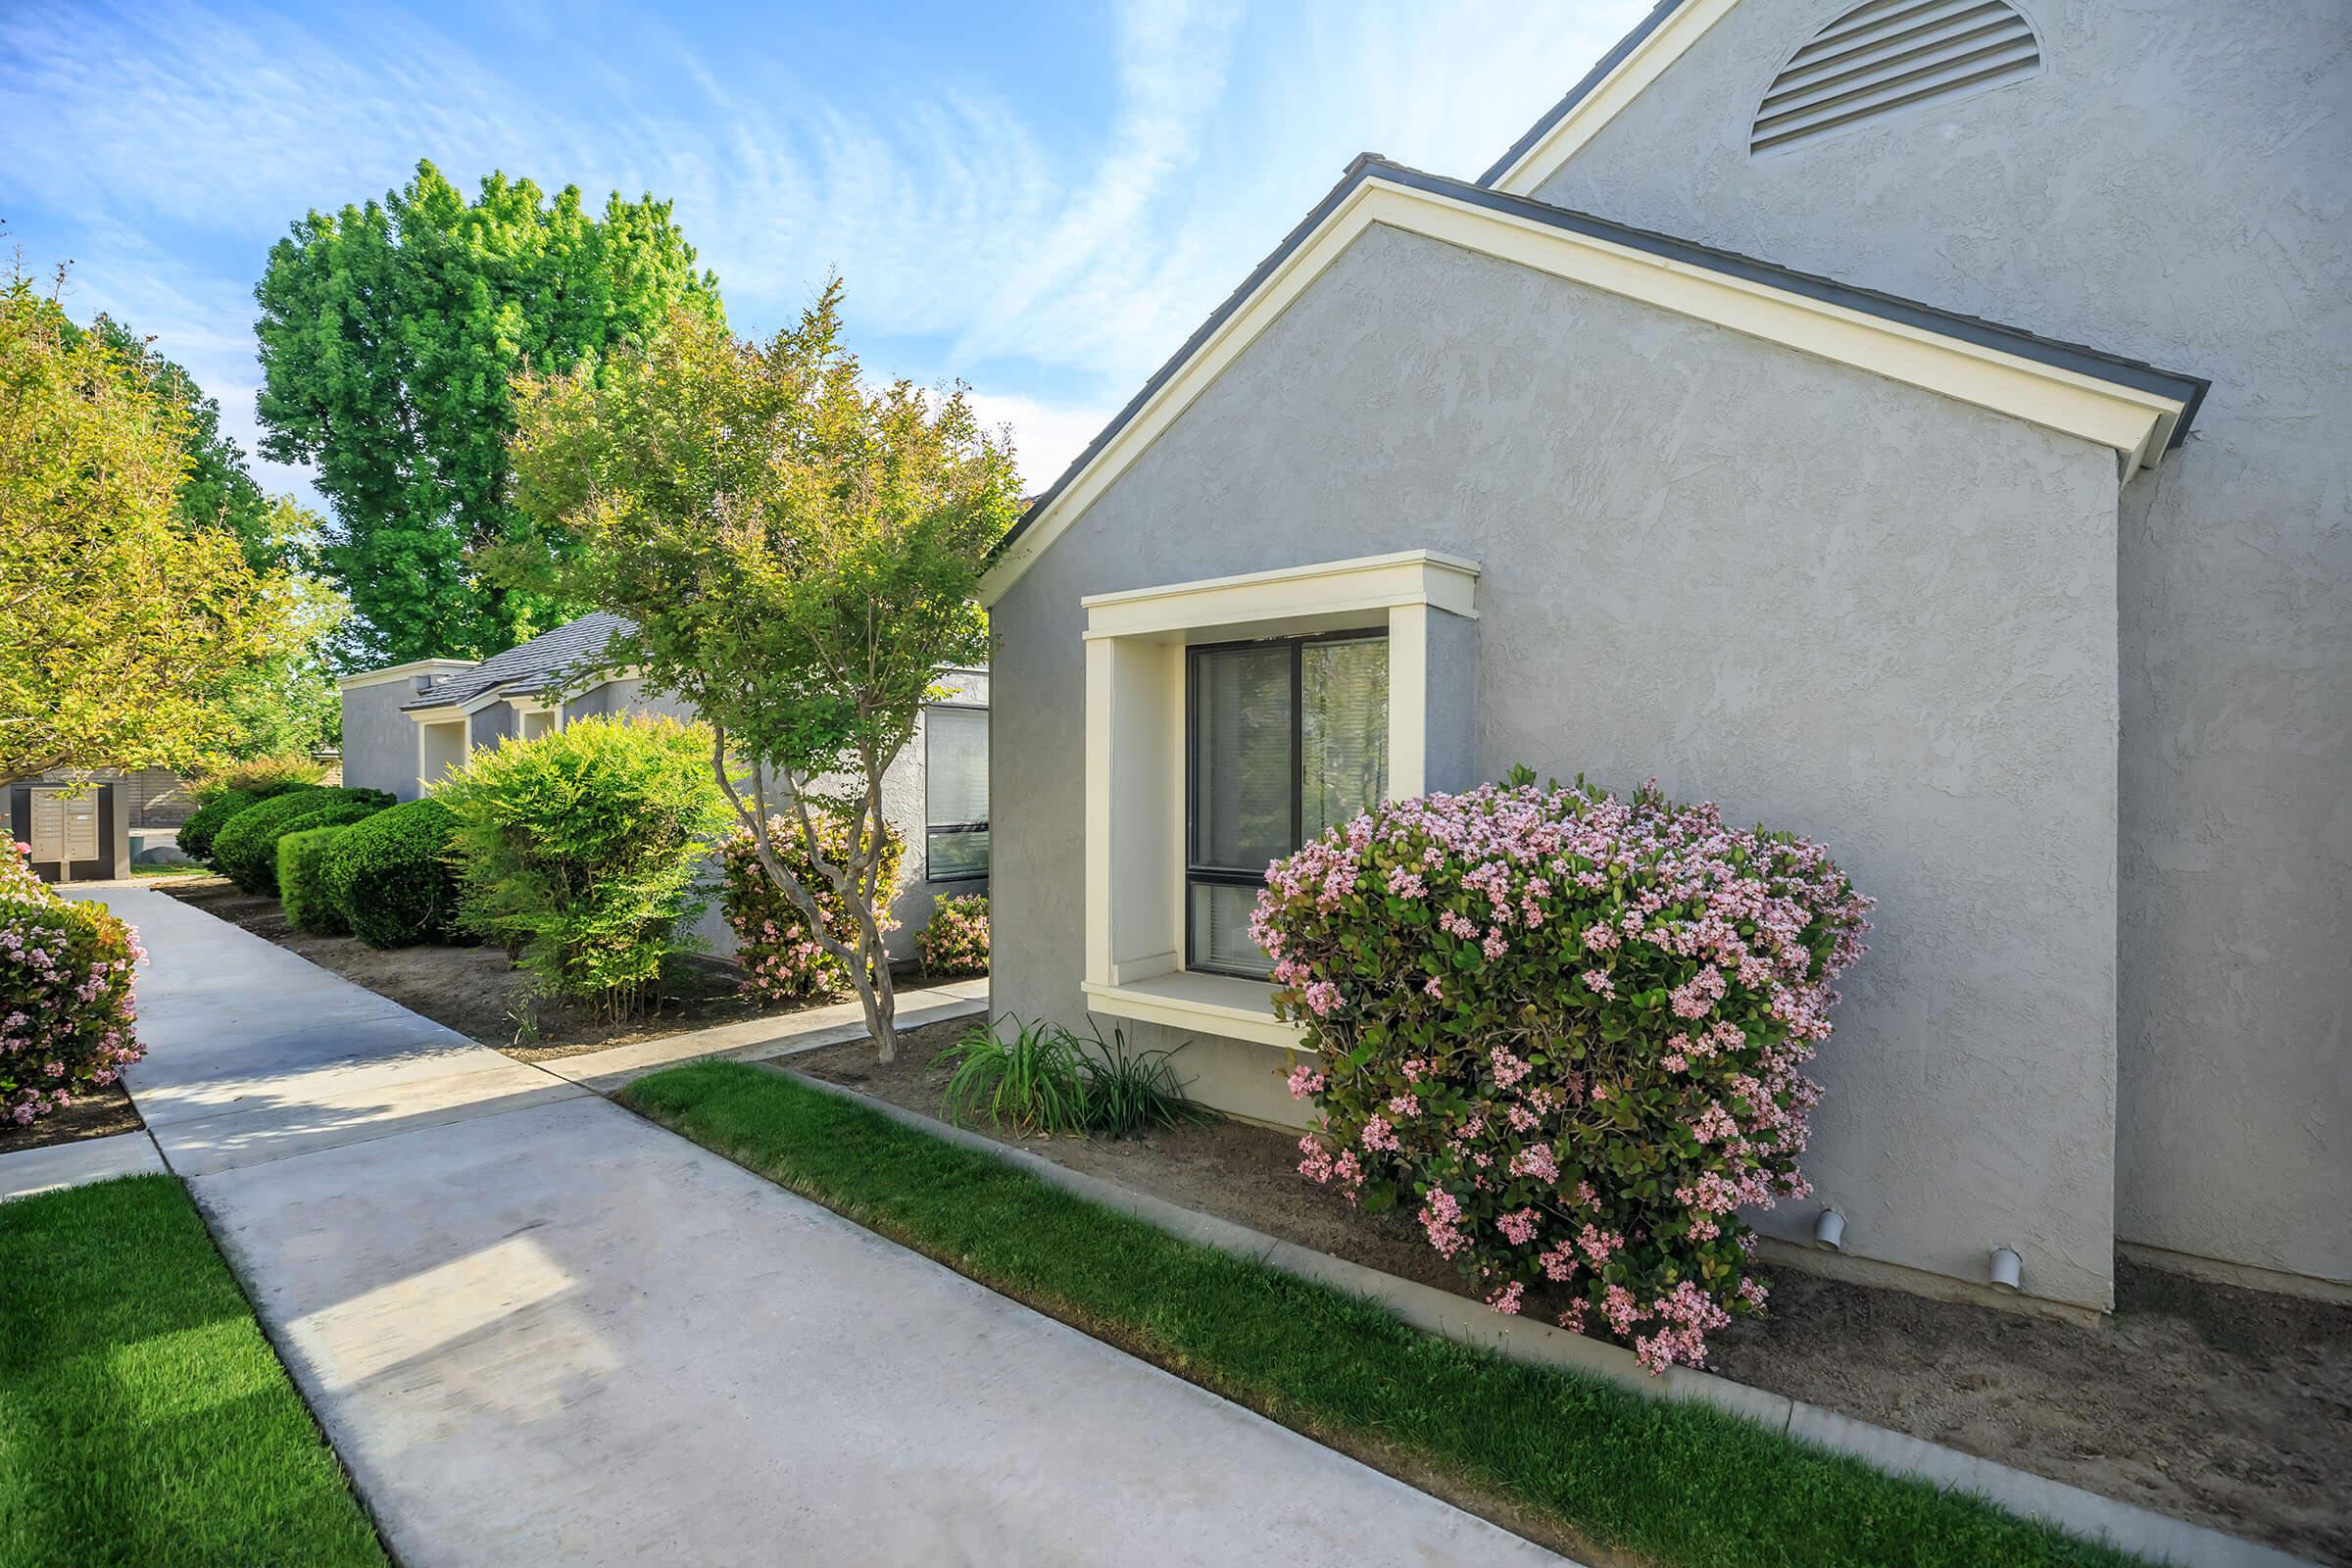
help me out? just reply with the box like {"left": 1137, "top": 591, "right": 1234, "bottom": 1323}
{"left": 916, "top": 894, "right": 991, "bottom": 979}
{"left": 2, "top": 843, "right": 145, "bottom": 1127}
{"left": 718, "top": 816, "right": 905, "bottom": 1004}
{"left": 1261, "top": 776, "right": 1871, "bottom": 1372}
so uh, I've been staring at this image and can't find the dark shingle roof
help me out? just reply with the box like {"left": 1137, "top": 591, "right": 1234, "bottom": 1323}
{"left": 400, "top": 612, "right": 638, "bottom": 710}
{"left": 991, "top": 156, "right": 2208, "bottom": 566}
{"left": 1477, "top": 0, "right": 1695, "bottom": 188}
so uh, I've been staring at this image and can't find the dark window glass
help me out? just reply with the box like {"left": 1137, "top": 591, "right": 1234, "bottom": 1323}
{"left": 1186, "top": 633, "right": 1386, "bottom": 978}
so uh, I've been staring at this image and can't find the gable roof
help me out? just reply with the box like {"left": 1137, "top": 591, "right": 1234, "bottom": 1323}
{"left": 1479, "top": 0, "right": 1734, "bottom": 194}
{"left": 400, "top": 612, "right": 637, "bottom": 711}
{"left": 980, "top": 156, "right": 2207, "bottom": 605}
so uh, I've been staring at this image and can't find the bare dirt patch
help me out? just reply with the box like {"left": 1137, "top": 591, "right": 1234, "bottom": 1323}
{"left": 795, "top": 1025, "right": 2352, "bottom": 1565}
{"left": 0, "top": 1079, "right": 142, "bottom": 1155}
{"left": 156, "top": 875, "right": 787, "bottom": 1058}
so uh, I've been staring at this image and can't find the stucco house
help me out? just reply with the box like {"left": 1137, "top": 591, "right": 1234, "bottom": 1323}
{"left": 337, "top": 612, "right": 991, "bottom": 961}
{"left": 982, "top": 0, "right": 2348, "bottom": 1322}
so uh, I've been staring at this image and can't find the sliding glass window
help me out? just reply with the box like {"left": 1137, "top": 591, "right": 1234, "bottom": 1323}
{"left": 1187, "top": 632, "right": 1387, "bottom": 978}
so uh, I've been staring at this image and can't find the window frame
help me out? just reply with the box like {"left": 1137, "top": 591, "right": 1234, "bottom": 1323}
{"left": 1183, "top": 627, "right": 1386, "bottom": 979}
{"left": 923, "top": 701, "right": 992, "bottom": 884}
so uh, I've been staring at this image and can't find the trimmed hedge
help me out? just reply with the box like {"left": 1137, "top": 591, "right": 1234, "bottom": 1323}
{"left": 278, "top": 825, "right": 353, "bottom": 936}
{"left": 320, "top": 799, "right": 460, "bottom": 950}
{"left": 181, "top": 778, "right": 312, "bottom": 865}
{"left": 214, "top": 788, "right": 392, "bottom": 897}
{"left": 2, "top": 843, "right": 144, "bottom": 1127}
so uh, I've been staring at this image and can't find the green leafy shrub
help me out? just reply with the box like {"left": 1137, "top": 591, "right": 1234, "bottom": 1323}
{"left": 1259, "top": 774, "right": 1872, "bottom": 1372}
{"left": 2, "top": 843, "right": 144, "bottom": 1127}
{"left": 440, "top": 715, "right": 728, "bottom": 1015}
{"left": 935, "top": 1016, "right": 1206, "bottom": 1139}
{"left": 213, "top": 787, "right": 391, "bottom": 897}
{"left": 719, "top": 812, "right": 905, "bottom": 1004}
{"left": 322, "top": 799, "right": 460, "bottom": 949}
{"left": 277, "top": 824, "right": 353, "bottom": 935}
{"left": 916, "top": 893, "right": 989, "bottom": 977}
{"left": 180, "top": 775, "right": 314, "bottom": 864}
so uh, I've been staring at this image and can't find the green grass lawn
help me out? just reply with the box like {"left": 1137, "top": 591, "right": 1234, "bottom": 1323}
{"left": 0, "top": 1176, "right": 388, "bottom": 1568}
{"left": 623, "top": 1059, "right": 2149, "bottom": 1568}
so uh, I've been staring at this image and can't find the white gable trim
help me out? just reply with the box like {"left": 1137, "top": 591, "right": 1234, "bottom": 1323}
{"left": 980, "top": 172, "right": 2191, "bottom": 606}
{"left": 1486, "top": 0, "right": 1744, "bottom": 197}
{"left": 336, "top": 658, "right": 474, "bottom": 693}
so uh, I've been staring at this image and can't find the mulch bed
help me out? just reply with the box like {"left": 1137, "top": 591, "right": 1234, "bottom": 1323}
{"left": 794, "top": 1023, "right": 2352, "bottom": 1566}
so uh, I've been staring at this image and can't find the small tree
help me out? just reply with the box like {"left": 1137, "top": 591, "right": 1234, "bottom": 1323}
{"left": 510, "top": 286, "right": 1019, "bottom": 1057}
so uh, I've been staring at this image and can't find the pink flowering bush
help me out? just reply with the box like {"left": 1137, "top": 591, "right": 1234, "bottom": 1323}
{"left": 2, "top": 841, "right": 144, "bottom": 1126}
{"left": 719, "top": 814, "right": 905, "bottom": 1004}
{"left": 917, "top": 893, "right": 990, "bottom": 977}
{"left": 1259, "top": 773, "right": 1872, "bottom": 1372}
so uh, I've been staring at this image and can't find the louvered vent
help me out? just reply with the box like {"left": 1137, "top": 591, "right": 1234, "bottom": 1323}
{"left": 1751, "top": 0, "right": 2041, "bottom": 155}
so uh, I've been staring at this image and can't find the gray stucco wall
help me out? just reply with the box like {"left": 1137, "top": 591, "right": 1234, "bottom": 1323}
{"left": 1528, "top": 0, "right": 2350, "bottom": 1291}
{"left": 469, "top": 701, "right": 515, "bottom": 751}
{"left": 340, "top": 681, "right": 424, "bottom": 802}
{"left": 992, "top": 222, "right": 2127, "bottom": 1308}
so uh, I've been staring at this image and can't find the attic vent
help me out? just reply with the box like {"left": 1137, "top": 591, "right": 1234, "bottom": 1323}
{"left": 1751, "top": 0, "right": 2041, "bottom": 155}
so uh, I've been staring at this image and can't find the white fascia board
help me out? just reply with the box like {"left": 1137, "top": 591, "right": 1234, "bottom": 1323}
{"left": 1485, "top": 0, "right": 1744, "bottom": 197}
{"left": 1082, "top": 550, "right": 1481, "bottom": 641}
{"left": 337, "top": 659, "right": 475, "bottom": 693}
{"left": 980, "top": 174, "right": 2184, "bottom": 607}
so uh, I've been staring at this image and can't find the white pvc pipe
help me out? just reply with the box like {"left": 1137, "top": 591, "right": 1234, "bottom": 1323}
{"left": 1813, "top": 1207, "right": 1845, "bottom": 1251}
{"left": 1988, "top": 1246, "right": 2023, "bottom": 1292}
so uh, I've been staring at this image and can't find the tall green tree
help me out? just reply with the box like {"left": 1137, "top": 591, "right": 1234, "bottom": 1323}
{"left": 60, "top": 314, "right": 283, "bottom": 574}
{"left": 1, "top": 268, "right": 297, "bottom": 778}
{"left": 510, "top": 287, "right": 1021, "bottom": 1058}
{"left": 255, "top": 161, "right": 722, "bottom": 665}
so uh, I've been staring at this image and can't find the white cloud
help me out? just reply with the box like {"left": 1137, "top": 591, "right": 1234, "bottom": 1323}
{"left": 960, "top": 390, "right": 1121, "bottom": 495}
{"left": 2, "top": 0, "right": 1653, "bottom": 506}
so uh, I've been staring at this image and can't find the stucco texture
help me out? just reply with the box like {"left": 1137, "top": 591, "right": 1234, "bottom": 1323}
{"left": 1529, "top": 0, "right": 2350, "bottom": 1293}
{"left": 993, "top": 220, "right": 2128, "bottom": 1308}
{"left": 340, "top": 682, "right": 427, "bottom": 803}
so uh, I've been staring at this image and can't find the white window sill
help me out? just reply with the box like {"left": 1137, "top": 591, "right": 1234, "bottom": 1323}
{"left": 1081, "top": 972, "right": 1308, "bottom": 1051}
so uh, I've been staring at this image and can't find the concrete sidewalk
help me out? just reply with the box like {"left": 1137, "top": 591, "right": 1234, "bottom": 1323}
{"left": 69, "top": 886, "right": 1572, "bottom": 1568}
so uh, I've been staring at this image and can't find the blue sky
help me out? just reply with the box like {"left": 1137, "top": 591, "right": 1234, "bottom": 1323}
{"left": 2, "top": 0, "right": 1645, "bottom": 501}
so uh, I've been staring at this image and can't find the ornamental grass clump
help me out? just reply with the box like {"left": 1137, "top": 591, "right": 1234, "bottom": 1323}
{"left": 719, "top": 814, "right": 904, "bottom": 1004}
{"left": 1257, "top": 772, "right": 1872, "bottom": 1372}
{"left": 916, "top": 892, "right": 989, "bottom": 977}
{"left": 2, "top": 841, "right": 144, "bottom": 1126}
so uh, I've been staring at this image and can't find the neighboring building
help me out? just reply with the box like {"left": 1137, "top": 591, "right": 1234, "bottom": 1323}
{"left": 336, "top": 612, "right": 991, "bottom": 960}
{"left": 982, "top": 0, "right": 2349, "bottom": 1319}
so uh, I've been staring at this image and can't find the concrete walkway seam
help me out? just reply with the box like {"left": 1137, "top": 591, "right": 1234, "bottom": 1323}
{"left": 0, "top": 1127, "right": 170, "bottom": 1203}
{"left": 763, "top": 1067, "right": 2315, "bottom": 1568}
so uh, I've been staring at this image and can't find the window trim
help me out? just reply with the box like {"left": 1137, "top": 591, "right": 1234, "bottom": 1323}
{"left": 1079, "top": 549, "right": 1480, "bottom": 1049}
{"left": 923, "top": 703, "right": 992, "bottom": 884}
{"left": 1183, "top": 628, "right": 1387, "bottom": 979}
